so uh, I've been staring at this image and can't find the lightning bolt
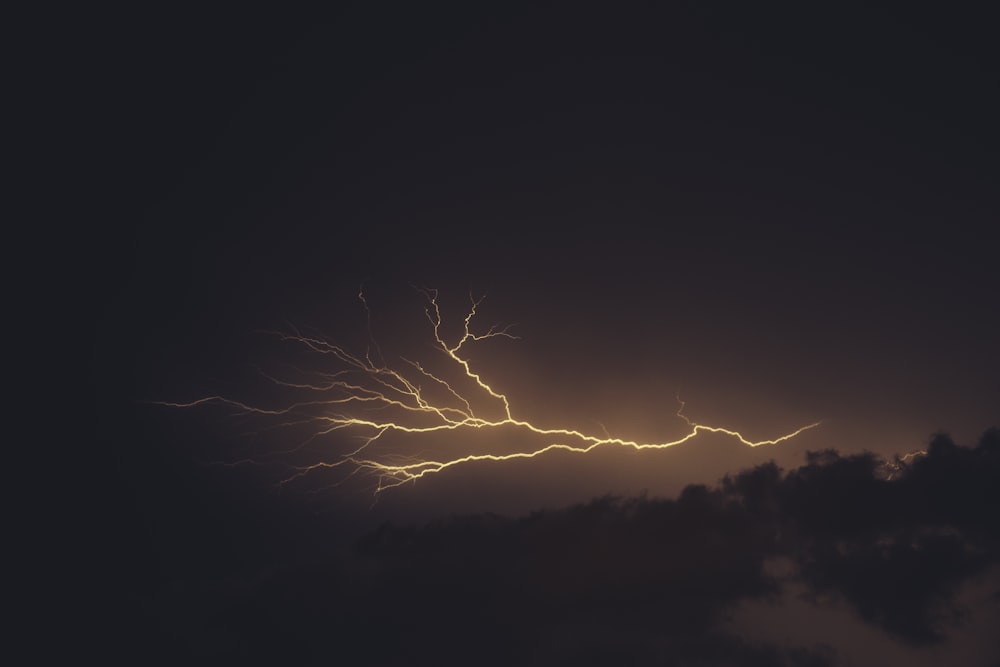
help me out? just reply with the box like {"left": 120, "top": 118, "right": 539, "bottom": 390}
{"left": 880, "top": 448, "right": 929, "bottom": 480}
{"left": 156, "top": 288, "right": 821, "bottom": 497}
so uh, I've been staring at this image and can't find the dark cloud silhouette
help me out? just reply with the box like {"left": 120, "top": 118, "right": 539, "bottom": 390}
{"left": 126, "top": 430, "right": 998, "bottom": 665}
{"left": 348, "top": 488, "right": 783, "bottom": 665}
{"left": 769, "top": 430, "right": 1000, "bottom": 644}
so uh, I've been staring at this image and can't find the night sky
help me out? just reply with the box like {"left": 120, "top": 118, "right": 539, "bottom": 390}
{"left": 76, "top": 5, "right": 998, "bottom": 665}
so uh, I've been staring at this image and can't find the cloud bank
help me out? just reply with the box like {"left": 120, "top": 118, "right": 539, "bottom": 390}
{"left": 143, "top": 430, "right": 999, "bottom": 665}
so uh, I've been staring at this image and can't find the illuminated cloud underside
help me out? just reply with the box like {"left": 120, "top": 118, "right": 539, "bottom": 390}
{"left": 160, "top": 289, "right": 821, "bottom": 496}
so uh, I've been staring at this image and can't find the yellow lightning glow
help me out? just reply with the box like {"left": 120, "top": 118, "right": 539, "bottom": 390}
{"left": 157, "top": 289, "right": 821, "bottom": 496}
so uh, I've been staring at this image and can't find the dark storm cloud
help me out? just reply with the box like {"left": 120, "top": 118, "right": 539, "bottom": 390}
{"left": 768, "top": 432, "right": 1000, "bottom": 645}
{"left": 145, "top": 430, "right": 997, "bottom": 664}
{"left": 310, "top": 429, "right": 992, "bottom": 665}
{"left": 347, "top": 487, "right": 784, "bottom": 665}
{"left": 158, "top": 489, "right": 833, "bottom": 665}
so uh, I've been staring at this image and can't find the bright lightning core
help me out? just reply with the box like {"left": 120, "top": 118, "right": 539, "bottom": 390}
{"left": 158, "top": 288, "right": 821, "bottom": 498}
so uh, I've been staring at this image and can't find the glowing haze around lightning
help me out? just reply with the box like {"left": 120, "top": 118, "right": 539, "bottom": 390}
{"left": 158, "top": 288, "right": 821, "bottom": 497}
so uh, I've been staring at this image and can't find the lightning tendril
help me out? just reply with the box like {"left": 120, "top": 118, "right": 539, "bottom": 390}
{"left": 156, "top": 289, "right": 821, "bottom": 497}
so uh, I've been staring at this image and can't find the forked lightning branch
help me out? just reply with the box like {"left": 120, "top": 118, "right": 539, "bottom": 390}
{"left": 159, "top": 288, "right": 821, "bottom": 497}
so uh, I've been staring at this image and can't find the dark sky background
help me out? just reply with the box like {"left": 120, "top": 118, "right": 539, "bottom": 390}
{"left": 73, "top": 4, "right": 999, "bottom": 665}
